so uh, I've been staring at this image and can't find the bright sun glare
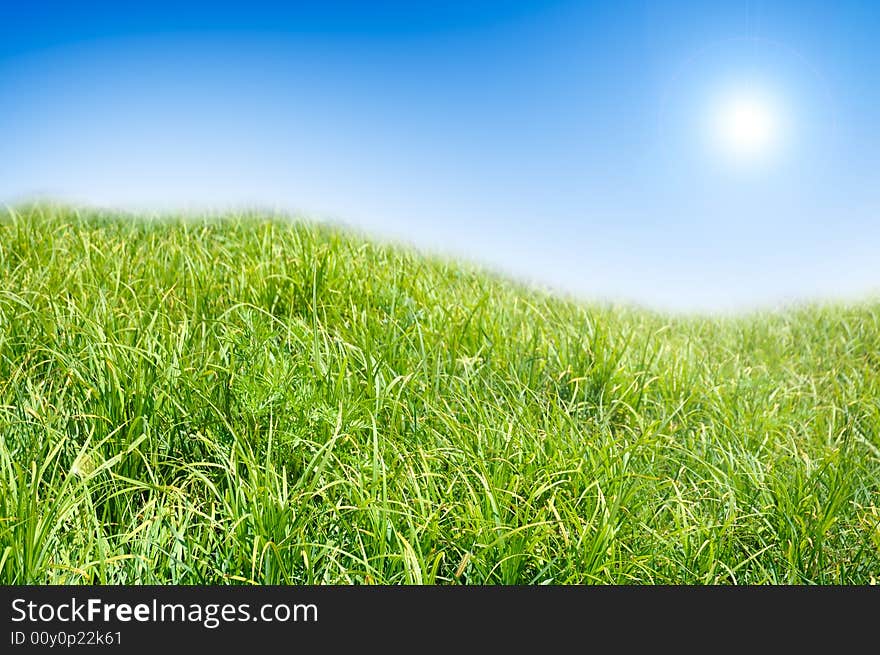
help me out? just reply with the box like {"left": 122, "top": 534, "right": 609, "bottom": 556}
{"left": 712, "top": 90, "right": 782, "bottom": 162}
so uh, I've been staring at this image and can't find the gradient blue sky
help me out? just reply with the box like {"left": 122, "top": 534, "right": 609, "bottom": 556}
{"left": 2, "top": 1, "right": 878, "bottom": 310}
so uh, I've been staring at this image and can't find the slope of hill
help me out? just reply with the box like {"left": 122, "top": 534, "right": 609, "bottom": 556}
{"left": 1, "top": 205, "right": 878, "bottom": 583}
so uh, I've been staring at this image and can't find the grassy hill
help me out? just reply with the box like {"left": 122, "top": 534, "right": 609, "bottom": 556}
{"left": 1, "top": 205, "right": 878, "bottom": 584}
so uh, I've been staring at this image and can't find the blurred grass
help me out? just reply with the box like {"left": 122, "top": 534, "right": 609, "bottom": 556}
{"left": 0, "top": 204, "right": 878, "bottom": 584}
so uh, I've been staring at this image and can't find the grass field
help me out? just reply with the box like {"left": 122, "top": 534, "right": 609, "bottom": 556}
{"left": 1, "top": 205, "right": 878, "bottom": 584}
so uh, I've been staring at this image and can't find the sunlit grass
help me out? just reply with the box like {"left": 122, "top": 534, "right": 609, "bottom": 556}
{"left": 0, "top": 204, "right": 878, "bottom": 584}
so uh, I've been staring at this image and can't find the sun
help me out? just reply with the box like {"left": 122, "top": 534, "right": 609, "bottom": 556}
{"left": 711, "top": 89, "right": 782, "bottom": 162}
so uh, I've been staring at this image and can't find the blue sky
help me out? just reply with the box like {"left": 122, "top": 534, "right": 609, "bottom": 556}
{"left": 2, "top": 1, "right": 878, "bottom": 310}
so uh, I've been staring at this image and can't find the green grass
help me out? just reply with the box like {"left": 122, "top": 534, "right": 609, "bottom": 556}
{"left": 0, "top": 204, "right": 878, "bottom": 584}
